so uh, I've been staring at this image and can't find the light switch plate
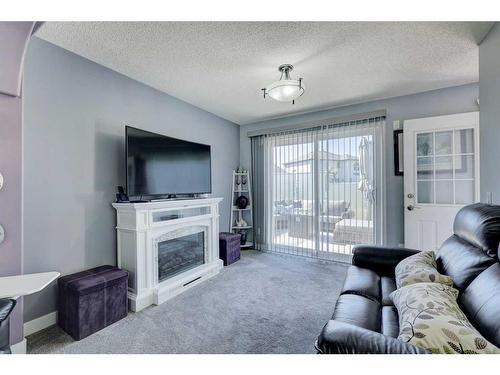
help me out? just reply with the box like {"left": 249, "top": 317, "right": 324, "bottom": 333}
{"left": 0, "top": 225, "right": 4, "bottom": 244}
{"left": 0, "top": 172, "right": 3, "bottom": 190}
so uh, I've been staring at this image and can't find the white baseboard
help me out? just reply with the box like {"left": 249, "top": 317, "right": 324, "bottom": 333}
{"left": 11, "top": 339, "right": 26, "bottom": 354}
{"left": 24, "top": 311, "right": 58, "bottom": 337}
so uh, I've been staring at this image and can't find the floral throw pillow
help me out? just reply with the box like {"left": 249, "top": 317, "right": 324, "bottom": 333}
{"left": 390, "top": 282, "right": 500, "bottom": 354}
{"left": 395, "top": 251, "right": 453, "bottom": 289}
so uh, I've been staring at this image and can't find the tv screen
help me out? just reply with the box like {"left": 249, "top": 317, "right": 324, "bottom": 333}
{"left": 126, "top": 126, "right": 211, "bottom": 197}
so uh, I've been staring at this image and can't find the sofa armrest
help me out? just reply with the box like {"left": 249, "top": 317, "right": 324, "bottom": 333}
{"left": 0, "top": 299, "right": 15, "bottom": 325}
{"left": 352, "top": 245, "right": 419, "bottom": 276}
{"left": 316, "top": 320, "right": 429, "bottom": 354}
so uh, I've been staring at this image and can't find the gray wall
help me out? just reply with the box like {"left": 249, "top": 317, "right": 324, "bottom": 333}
{"left": 0, "top": 94, "right": 23, "bottom": 344}
{"left": 22, "top": 38, "right": 240, "bottom": 321}
{"left": 479, "top": 22, "right": 500, "bottom": 203}
{"left": 240, "top": 84, "right": 480, "bottom": 247}
{"left": 0, "top": 22, "right": 37, "bottom": 346}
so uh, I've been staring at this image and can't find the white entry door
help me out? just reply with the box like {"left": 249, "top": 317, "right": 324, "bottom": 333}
{"left": 403, "top": 112, "right": 479, "bottom": 251}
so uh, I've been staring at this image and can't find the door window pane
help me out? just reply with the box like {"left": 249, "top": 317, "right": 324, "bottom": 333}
{"left": 417, "top": 133, "right": 433, "bottom": 156}
{"left": 417, "top": 157, "right": 433, "bottom": 180}
{"left": 415, "top": 127, "right": 476, "bottom": 206}
{"left": 418, "top": 180, "right": 434, "bottom": 203}
{"left": 435, "top": 156, "right": 453, "bottom": 179}
{"left": 454, "top": 129, "right": 474, "bottom": 154}
{"left": 435, "top": 131, "right": 453, "bottom": 155}
{"left": 436, "top": 181, "right": 453, "bottom": 204}
{"left": 455, "top": 180, "right": 475, "bottom": 204}
{"left": 454, "top": 155, "right": 474, "bottom": 179}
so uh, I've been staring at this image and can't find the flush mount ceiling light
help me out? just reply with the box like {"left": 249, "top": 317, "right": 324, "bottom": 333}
{"left": 262, "top": 64, "right": 304, "bottom": 104}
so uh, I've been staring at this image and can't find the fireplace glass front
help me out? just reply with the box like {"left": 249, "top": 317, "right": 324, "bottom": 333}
{"left": 157, "top": 232, "right": 205, "bottom": 282}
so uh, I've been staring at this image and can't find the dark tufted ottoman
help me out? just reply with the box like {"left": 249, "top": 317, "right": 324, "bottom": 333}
{"left": 58, "top": 265, "right": 128, "bottom": 340}
{"left": 219, "top": 232, "right": 241, "bottom": 266}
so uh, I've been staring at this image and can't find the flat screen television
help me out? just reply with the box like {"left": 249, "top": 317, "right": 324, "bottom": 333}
{"left": 126, "top": 126, "right": 211, "bottom": 197}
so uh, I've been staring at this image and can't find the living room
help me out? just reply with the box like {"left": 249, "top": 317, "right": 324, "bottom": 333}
{"left": 1, "top": 1, "right": 500, "bottom": 372}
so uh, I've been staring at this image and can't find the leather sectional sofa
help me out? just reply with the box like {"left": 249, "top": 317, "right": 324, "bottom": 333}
{"left": 0, "top": 298, "right": 16, "bottom": 354}
{"left": 316, "top": 203, "right": 500, "bottom": 354}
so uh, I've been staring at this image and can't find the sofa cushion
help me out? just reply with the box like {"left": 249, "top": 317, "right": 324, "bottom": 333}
{"left": 395, "top": 251, "right": 453, "bottom": 289}
{"left": 391, "top": 282, "right": 500, "bottom": 354}
{"left": 460, "top": 263, "right": 500, "bottom": 348}
{"left": 341, "top": 265, "right": 380, "bottom": 302}
{"left": 453, "top": 203, "right": 500, "bottom": 257}
{"left": 381, "top": 277, "right": 396, "bottom": 306}
{"left": 437, "top": 235, "right": 496, "bottom": 290}
{"left": 381, "top": 306, "right": 399, "bottom": 338}
{"left": 332, "top": 294, "right": 381, "bottom": 333}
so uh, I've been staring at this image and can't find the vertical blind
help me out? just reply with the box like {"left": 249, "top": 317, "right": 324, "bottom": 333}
{"left": 251, "top": 115, "right": 385, "bottom": 263}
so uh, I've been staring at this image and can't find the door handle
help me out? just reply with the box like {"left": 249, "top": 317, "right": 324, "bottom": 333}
{"left": 407, "top": 205, "right": 420, "bottom": 211}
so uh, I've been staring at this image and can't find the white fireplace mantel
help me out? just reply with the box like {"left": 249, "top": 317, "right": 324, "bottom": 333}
{"left": 112, "top": 197, "right": 223, "bottom": 311}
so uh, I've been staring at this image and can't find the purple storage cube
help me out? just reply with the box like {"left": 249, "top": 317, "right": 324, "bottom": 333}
{"left": 58, "top": 265, "right": 128, "bottom": 340}
{"left": 219, "top": 232, "right": 241, "bottom": 266}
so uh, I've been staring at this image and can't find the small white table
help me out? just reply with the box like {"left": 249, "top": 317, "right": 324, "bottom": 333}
{"left": 0, "top": 272, "right": 60, "bottom": 298}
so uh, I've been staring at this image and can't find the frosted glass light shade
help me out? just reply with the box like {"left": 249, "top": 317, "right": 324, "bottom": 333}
{"left": 265, "top": 79, "right": 305, "bottom": 102}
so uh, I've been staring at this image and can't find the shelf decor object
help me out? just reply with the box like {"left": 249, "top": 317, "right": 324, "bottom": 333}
{"left": 230, "top": 169, "right": 254, "bottom": 249}
{"left": 235, "top": 195, "right": 249, "bottom": 209}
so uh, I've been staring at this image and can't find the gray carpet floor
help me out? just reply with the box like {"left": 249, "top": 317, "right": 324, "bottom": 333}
{"left": 27, "top": 250, "right": 347, "bottom": 354}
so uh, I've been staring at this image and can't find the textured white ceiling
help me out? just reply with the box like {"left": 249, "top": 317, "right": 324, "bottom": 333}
{"left": 36, "top": 22, "right": 493, "bottom": 125}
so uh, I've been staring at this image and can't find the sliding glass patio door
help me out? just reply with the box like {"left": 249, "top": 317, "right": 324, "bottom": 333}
{"left": 251, "top": 115, "right": 384, "bottom": 262}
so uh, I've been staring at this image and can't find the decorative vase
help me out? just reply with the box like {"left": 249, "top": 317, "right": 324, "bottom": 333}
{"left": 236, "top": 218, "right": 247, "bottom": 227}
{"left": 235, "top": 195, "right": 249, "bottom": 209}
